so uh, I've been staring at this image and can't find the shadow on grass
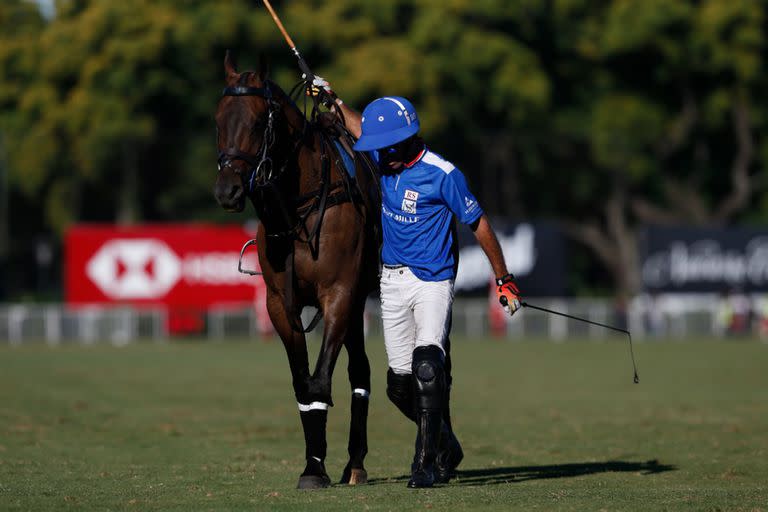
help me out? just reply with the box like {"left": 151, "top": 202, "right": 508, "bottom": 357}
{"left": 368, "top": 460, "right": 677, "bottom": 486}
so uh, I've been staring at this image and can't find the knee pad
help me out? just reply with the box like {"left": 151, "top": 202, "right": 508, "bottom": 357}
{"left": 412, "top": 345, "right": 446, "bottom": 411}
{"left": 386, "top": 368, "right": 416, "bottom": 421}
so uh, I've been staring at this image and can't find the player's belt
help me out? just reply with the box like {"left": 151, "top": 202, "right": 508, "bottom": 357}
{"left": 383, "top": 264, "right": 407, "bottom": 269}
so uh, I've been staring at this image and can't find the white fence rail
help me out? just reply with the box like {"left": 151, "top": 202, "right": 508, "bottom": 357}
{"left": 1, "top": 295, "right": 766, "bottom": 345}
{"left": 0, "top": 305, "right": 166, "bottom": 346}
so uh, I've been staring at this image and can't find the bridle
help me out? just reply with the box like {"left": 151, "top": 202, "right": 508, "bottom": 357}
{"left": 217, "top": 80, "right": 284, "bottom": 192}
{"left": 216, "top": 77, "right": 341, "bottom": 246}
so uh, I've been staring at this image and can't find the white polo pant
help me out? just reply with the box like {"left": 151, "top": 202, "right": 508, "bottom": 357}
{"left": 380, "top": 266, "right": 454, "bottom": 375}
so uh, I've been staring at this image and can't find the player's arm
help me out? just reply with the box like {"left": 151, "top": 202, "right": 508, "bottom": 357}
{"left": 332, "top": 100, "right": 362, "bottom": 138}
{"left": 470, "top": 215, "right": 522, "bottom": 316}
{"left": 307, "top": 76, "right": 362, "bottom": 137}
{"left": 471, "top": 214, "right": 507, "bottom": 278}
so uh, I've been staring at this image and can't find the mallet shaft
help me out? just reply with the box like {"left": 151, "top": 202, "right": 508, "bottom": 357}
{"left": 522, "top": 301, "right": 640, "bottom": 384}
{"left": 261, "top": 0, "right": 314, "bottom": 79}
{"left": 262, "top": 0, "right": 297, "bottom": 49}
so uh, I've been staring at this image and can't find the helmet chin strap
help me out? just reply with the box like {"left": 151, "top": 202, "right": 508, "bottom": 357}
{"left": 379, "top": 136, "right": 424, "bottom": 170}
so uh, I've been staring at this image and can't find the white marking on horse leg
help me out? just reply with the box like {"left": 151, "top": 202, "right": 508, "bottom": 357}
{"left": 297, "top": 401, "right": 330, "bottom": 412}
{"left": 352, "top": 388, "right": 370, "bottom": 399}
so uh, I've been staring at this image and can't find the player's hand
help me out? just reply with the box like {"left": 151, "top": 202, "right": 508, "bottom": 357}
{"left": 496, "top": 274, "right": 522, "bottom": 316}
{"left": 303, "top": 74, "right": 337, "bottom": 107}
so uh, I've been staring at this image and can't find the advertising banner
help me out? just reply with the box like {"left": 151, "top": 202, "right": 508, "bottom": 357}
{"left": 641, "top": 226, "right": 768, "bottom": 293}
{"left": 65, "top": 224, "right": 264, "bottom": 332}
{"left": 456, "top": 221, "right": 567, "bottom": 297}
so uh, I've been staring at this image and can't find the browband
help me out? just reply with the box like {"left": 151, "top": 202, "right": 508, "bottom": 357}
{"left": 222, "top": 85, "right": 272, "bottom": 97}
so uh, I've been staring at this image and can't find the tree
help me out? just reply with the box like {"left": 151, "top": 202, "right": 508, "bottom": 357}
{"left": 554, "top": 0, "right": 765, "bottom": 296}
{"left": 291, "top": 0, "right": 766, "bottom": 296}
{"left": 0, "top": 0, "right": 766, "bottom": 299}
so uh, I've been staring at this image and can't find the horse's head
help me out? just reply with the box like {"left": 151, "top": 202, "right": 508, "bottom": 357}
{"left": 214, "top": 51, "right": 279, "bottom": 212}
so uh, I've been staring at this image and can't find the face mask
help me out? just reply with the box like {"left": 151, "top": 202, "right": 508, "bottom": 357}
{"left": 378, "top": 136, "right": 424, "bottom": 172}
{"left": 379, "top": 141, "right": 410, "bottom": 169}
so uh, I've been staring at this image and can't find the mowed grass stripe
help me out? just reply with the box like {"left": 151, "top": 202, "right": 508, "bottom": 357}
{"left": 1, "top": 338, "right": 766, "bottom": 511}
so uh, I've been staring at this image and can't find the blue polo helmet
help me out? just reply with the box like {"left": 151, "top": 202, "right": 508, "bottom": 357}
{"left": 353, "top": 96, "right": 420, "bottom": 151}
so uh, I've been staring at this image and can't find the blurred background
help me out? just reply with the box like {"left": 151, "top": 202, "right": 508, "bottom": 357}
{"left": 1, "top": 0, "right": 767, "bottom": 343}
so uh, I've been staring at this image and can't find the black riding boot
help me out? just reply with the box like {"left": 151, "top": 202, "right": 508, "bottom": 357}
{"left": 410, "top": 409, "right": 442, "bottom": 488}
{"left": 408, "top": 345, "right": 446, "bottom": 489}
{"left": 435, "top": 381, "right": 463, "bottom": 483}
{"left": 386, "top": 368, "right": 416, "bottom": 421}
{"left": 435, "top": 423, "right": 464, "bottom": 483}
{"left": 389, "top": 366, "right": 463, "bottom": 484}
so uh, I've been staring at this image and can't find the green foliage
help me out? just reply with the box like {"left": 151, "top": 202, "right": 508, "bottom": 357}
{"left": 0, "top": 0, "right": 766, "bottom": 296}
{"left": 590, "top": 94, "right": 665, "bottom": 178}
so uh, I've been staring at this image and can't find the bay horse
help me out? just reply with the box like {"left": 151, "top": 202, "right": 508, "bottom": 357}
{"left": 213, "top": 52, "right": 380, "bottom": 489}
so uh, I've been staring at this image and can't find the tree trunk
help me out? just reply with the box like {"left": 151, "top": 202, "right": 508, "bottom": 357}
{"left": 117, "top": 142, "right": 139, "bottom": 225}
{"left": 0, "top": 134, "right": 8, "bottom": 261}
{"left": 567, "top": 183, "right": 640, "bottom": 298}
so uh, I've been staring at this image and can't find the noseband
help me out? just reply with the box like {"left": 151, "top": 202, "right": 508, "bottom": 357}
{"left": 217, "top": 81, "right": 283, "bottom": 191}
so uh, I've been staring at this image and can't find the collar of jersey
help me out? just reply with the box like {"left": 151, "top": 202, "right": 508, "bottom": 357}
{"left": 405, "top": 146, "right": 427, "bottom": 168}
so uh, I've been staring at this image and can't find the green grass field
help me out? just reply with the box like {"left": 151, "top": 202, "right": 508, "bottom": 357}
{"left": 1, "top": 337, "right": 767, "bottom": 511}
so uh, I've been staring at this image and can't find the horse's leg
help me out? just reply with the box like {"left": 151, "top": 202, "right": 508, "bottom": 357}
{"left": 266, "top": 293, "right": 331, "bottom": 489}
{"left": 339, "top": 298, "right": 371, "bottom": 485}
{"left": 298, "top": 291, "right": 354, "bottom": 484}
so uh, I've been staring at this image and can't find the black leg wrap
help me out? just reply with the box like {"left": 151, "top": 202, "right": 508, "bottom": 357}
{"left": 297, "top": 410, "right": 330, "bottom": 489}
{"left": 299, "top": 410, "right": 328, "bottom": 464}
{"left": 347, "top": 393, "right": 369, "bottom": 461}
{"left": 340, "top": 393, "right": 369, "bottom": 484}
{"left": 386, "top": 368, "right": 416, "bottom": 422}
{"left": 408, "top": 345, "right": 446, "bottom": 489}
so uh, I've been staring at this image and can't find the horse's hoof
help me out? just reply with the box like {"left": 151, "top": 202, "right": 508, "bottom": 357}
{"left": 348, "top": 468, "right": 367, "bottom": 485}
{"left": 339, "top": 464, "right": 368, "bottom": 485}
{"left": 297, "top": 474, "right": 331, "bottom": 489}
{"left": 339, "top": 465, "right": 368, "bottom": 485}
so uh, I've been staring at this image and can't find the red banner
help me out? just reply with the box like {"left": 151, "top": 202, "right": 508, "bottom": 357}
{"left": 65, "top": 224, "right": 265, "bottom": 333}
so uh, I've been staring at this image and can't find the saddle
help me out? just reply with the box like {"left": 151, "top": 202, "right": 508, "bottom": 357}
{"left": 316, "top": 111, "right": 381, "bottom": 231}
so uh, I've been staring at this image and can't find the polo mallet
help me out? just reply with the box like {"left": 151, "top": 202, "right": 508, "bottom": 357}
{"left": 262, "top": 0, "right": 315, "bottom": 80}
{"left": 500, "top": 296, "right": 640, "bottom": 383}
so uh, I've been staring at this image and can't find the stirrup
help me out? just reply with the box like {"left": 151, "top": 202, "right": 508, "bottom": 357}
{"left": 237, "top": 239, "right": 261, "bottom": 275}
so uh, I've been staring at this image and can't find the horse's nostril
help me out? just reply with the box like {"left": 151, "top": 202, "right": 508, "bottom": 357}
{"left": 228, "top": 185, "right": 241, "bottom": 200}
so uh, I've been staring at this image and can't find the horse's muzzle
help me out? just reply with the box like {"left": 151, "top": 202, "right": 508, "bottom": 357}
{"left": 214, "top": 182, "right": 246, "bottom": 212}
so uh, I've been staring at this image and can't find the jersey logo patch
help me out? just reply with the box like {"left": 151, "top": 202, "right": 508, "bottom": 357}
{"left": 464, "top": 195, "right": 478, "bottom": 215}
{"left": 402, "top": 189, "right": 419, "bottom": 214}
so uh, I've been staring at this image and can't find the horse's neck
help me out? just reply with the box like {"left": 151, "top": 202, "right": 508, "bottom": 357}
{"left": 279, "top": 101, "right": 337, "bottom": 195}
{"left": 251, "top": 106, "right": 330, "bottom": 234}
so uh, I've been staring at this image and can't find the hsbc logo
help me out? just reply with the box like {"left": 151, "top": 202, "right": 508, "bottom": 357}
{"left": 67, "top": 226, "right": 266, "bottom": 308}
{"left": 84, "top": 237, "right": 260, "bottom": 300}
{"left": 86, "top": 239, "right": 182, "bottom": 299}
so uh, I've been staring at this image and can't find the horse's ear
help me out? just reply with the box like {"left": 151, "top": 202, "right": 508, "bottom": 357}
{"left": 258, "top": 52, "right": 270, "bottom": 82}
{"left": 224, "top": 50, "right": 238, "bottom": 79}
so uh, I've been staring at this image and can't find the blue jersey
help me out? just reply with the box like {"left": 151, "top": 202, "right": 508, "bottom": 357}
{"left": 375, "top": 149, "right": 484, "bottom": 281}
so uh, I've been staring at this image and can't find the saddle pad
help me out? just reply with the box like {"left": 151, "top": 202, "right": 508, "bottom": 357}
{"left": 333, "top": 139, "right": 356, "bottom": 178}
